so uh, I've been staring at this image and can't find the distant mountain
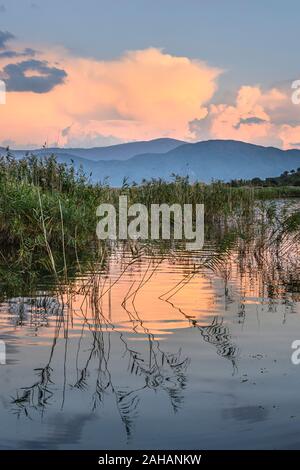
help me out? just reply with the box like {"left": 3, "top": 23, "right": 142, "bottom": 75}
{"left": 6, "top": 138, "right": 184, "bottom": 162}
{"left": 63, "top": 138, "right": 185, "bottom": 161}
{"left": 3, "top": 139, "right": 300, "bottom": 187}
{"left": 83, "top": 140, "right": 300, "bottom": 186}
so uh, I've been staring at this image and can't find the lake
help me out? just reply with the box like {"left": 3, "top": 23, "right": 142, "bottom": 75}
{"left": 1, "top": 201, "right": 300, "bottom": 450}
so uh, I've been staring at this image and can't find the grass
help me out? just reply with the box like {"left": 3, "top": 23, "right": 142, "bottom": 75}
{"left": 0, "top": 150, "right": 299, "bottom": 289}
{"left": 253, "top": 186, "right": 300, "bottom": 199}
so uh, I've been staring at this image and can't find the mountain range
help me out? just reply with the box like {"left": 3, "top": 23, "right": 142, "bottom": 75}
{"left": 3, "top": 138, "right": 300, "bottom": 186}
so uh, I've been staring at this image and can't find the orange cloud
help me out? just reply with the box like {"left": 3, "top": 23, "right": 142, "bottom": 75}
{"left": 1, "top": 42, "right": 300, "bottom": 150}
{"left": 278, "top": 125, "right": 300, "bottom": 150}
{"left": 0, "top": 47, "right": 221, "bottom": 147}
{"left": 190, "top": 85, "right": 290, "bottom": 147}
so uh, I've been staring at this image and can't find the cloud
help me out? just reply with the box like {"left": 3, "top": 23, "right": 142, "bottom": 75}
{"left": 189, "top": 85, "right": 291, "bottom": 147}
{"left": 0, "top": 5, "right": 6, "bottom": 13}
{"left": 0, "top": 47, "right": 221, "bottom": 146}
{"left": 61, "top": 123, "right": 123, "bottom": 147}
{"left": 278, "top": 125, "right": 300, "bottom": 150}
{"left": 0, "top": 30, "right": 14, "bottom": 49}
{"left": 1, "top": 40, "right": 299, "bottom": 150}
{"left": 2, "top": 59, "right": 67, "bottom": 93}
{"left": 54, "top": 47, "right": 221, "bottom": 144}
{"left": 0, "top": 48, "right": 37, "bottom": 59}
{"left": 234, "top": 116, "right": 267, "bottom": 129}
{"left": 0, "top": 30, "right": 37, "bottom": 61}
{"left": 61, "top": 125, "right": 71, "bottom": 137}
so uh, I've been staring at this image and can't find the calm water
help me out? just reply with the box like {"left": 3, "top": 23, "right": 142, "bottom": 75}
{"left": 1, "top": 221, "right": 300, "bottom": 449}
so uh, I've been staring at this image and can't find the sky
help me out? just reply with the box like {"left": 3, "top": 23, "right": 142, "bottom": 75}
{"left": 0, "top": 0, "right": 300, "bottom": 149}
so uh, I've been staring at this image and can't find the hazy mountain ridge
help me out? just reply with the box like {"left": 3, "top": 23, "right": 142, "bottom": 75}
{"left": 3, "top": 139, "right": 300, "bottom": 186}
{"left": 88, "top": 140, "right": 300, "bottom": 186}
{"left": 3, "top": 138, "right": 184, "bottom": 162}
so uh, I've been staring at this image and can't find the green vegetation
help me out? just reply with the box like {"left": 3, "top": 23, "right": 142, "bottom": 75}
{"left": 229, "top": 167, "right": 300, "bottom": 191}
{"left": 0, "top": 151, "right": 300, "bottom": 294}
{"left": 252, "top": 186, "right": 300, "bottom": 199}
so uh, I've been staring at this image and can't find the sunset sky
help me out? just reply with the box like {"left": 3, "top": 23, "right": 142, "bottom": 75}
{"left": 0, "top": 0, "right": 300, "bottom": 149}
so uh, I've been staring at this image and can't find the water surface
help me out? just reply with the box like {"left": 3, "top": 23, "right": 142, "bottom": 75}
{"left": 1, "top": 210, "right": 300, "bottom": 450}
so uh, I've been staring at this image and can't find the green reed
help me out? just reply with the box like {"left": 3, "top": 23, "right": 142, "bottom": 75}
{"left": 0, "top": 150, "right": 299, "bottom": 283}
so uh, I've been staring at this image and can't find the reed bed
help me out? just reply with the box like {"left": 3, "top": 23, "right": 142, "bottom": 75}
{"left": 0, "top": 150, "right": 299, "bottom": 287}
